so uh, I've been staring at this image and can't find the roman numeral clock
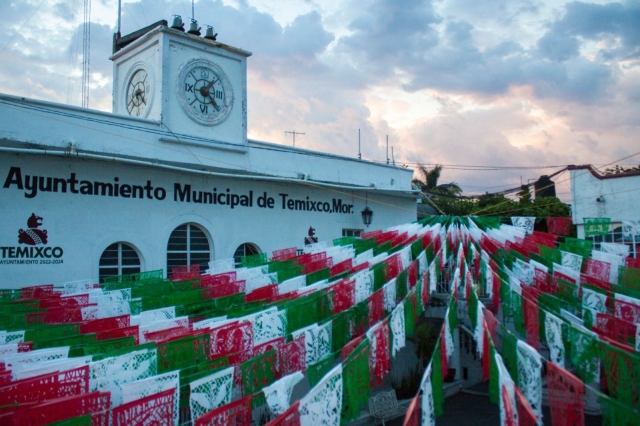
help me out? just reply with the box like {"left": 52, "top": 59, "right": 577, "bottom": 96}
{"left": 111, "top": 24, "right": 251, "bottom": 148}
{"left": 178, "top": 59, "right": 234, "bottom": 126}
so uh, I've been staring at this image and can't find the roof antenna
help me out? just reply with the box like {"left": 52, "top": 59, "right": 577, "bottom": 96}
{"left": 392, "top": 146, "right": 395, "bottom": 166}
{"left": 358, "top": 128, "right": 361, "bottom": 160}
{"left": 285, "top": 130, "right": 305, "bottom": 147}
{"left": 82, "top": 0, "right": 91, "bottom": 108}
{"left": 187, "top": 0, "right": 202, "bottom": 36}
{"left": 386, "top": 135, "right": 389, "bottom": 164}
{"left": 117, "top": 0, "right": 122, "bottom": 36}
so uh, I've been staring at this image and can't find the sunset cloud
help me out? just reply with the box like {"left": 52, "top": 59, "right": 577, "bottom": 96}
{"left": 0, "top": 0, "right": 638, "bottom": 197}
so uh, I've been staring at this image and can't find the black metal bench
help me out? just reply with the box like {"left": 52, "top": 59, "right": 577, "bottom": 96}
{"left": 368, "top": 389, "right": 404, "bottom": 425}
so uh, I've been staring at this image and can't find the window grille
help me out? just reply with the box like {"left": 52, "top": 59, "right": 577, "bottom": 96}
{"left": 99, "top": 243, "right": 141, "bottom": 283}
{"left": 342, "top": 228, "right": 363, "bottom": 237}
{"left": 233, "top": 243, "right": 261, "bottom": 267}
{"left": 584, "top": 224, "right": 639, "bottom": 258}
{"left": 167, "top": 224, "right": 211, "bottom": 274}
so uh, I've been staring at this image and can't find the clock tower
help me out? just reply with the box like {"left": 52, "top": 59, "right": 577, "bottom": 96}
{"left": 110, "top": 20, "right": 252, "bottom": 150}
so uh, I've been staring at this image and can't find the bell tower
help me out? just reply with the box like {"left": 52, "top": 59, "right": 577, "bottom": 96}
{"left": 110, "top": 18, "right": 252, "bottom": 150}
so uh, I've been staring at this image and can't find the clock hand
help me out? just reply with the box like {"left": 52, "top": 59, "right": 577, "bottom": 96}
{"left": 205, "top": 78, "right": 218, "bottom": 92}
{"left": 133, "top": 88, "right": 146, "bottom": 106}
{"left": 199, "top": 78, "right": 218, "bottom": 98}
{"left": 208, "top": 93, "right": 221, "bottom": 111}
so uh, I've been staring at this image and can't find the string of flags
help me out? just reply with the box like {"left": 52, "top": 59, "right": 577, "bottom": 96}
{"left": 0, "top": 215, "right": 638, "bottom": 425}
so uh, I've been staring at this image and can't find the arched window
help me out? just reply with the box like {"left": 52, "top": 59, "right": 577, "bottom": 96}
{"left": 233, "top": 243, "right": 261, "bottom": 267}
{"left": 167, "top": 223, "right": 211, "bottom": 273}
{"left": 99, "top": 243, "right": 141, "bottom": 283}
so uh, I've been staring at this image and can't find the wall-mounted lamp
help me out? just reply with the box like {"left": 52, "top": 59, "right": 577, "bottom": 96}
{"left": 361, "top": 192, "right": 373, "bottom": 227}
{"left": 361, "top": 206, "right": 373, "bottom": 227}
{"left": 596, "top": 196, "right": 605, "bottom": 203}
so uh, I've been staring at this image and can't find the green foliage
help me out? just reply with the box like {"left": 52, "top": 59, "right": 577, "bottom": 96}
{"left": 411, "top": 323, "right": 439, "bottom": 367}
{"left": 427, "top": 194, "right": 570, "bottom": 219}
{"left": 516, "top": 185, "right": 531, "bottom": 204}
{"left": 513, "top": 196, "right": 571, "bottom": 217}
{"left": 431, "top": 196, "right": 477, "bottom": 216}
{"left": 412, "top": 164, "right": 442, "bottom": 192}
{"left": 413, "top": 164, "right": 462, "bottom": 195}
{"left": 385, "top": 363, "right": 424, "bottom": 400}
{"left": 603, "top": 164, "right": 640, "bottom": 175}
{"left": 414, "top": 163, "right": 571, "bottom": 220}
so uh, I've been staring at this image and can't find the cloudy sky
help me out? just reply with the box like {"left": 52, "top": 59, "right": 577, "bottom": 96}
{"left": 1, "top": 0, "right": 639, "bottom": 199}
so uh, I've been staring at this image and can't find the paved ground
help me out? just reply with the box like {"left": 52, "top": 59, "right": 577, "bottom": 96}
{"left": 385, "top": 392, "right": 499, "bottom": 426}
{"left": 384, "top": 391, "right": 604, "bottom": 426}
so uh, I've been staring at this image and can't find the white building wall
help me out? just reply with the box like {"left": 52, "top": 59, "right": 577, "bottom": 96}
{"left": 570, "top": 166, "right": 640, "bottom": 238}
{"left": 0, "top": 153, "right": 416, "bottom": 288}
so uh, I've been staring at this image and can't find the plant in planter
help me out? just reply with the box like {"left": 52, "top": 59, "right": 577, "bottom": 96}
{"left": 411, "top": 323, "right": 438, "bottom": 368}
{"left": 385, "top": 363, "right": 424, "bottom": 400}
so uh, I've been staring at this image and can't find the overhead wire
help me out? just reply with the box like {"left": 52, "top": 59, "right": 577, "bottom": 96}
{"left": 476, "top": 184, "right": 640, "bottom": 218}
{"left": 124, "top": 3, "right": 141, "bottom": 29}
{"left": 0, "top": 0, "right": 47, "bottom": 56}
{"left": 159, "top": 0, "right": 171, "bottom": 22}
{"left": 181, "top": 0, "right": 190, "bottom": 20}
{"left": 138, "top": 2, "right": 149, "bottom": 26}
{"left": 0, "top": 98, "right": 419, "bottom": 215}
{"left": 4, "top": 95, "right": 639, "bottom": 221}
{"left": 67, "top": 0, "right": 82, "bottom": 105}
{"left": 471, "top": 169, "right": 568, "bottom": 216}
{"left": 416, "top": 160, "right": 635, "bottom": 217}
{"left": 462, "top": 182, "right": 520, "bottom": 190}
{"left": 474, "top": 156, "right": 640, "bottom": 216}
{"left": 421, "top": 194, "right": 446, "bottom": 215}
{"left": 0, "top": 98, "right": 274, "bottom": 175}
{"left": 0, "top": 98, "right": 418, "bottom": 176}
{"left": 161, "top": 122, "right": 207, "bottom": 169}
{"left": 7, "top": 95, "right": 639, "bottom": 220}
{"left": 370, "top": 160, "right": 569, "bottom": 171}
{"left": 29, "top": 73, "right": 69, "bottom": 98}
{"left": 416, "top": 167, "right": 568, "bottom": 201}
{"left": 4, "top": 1, "right": 636, "bottom": 221}
{"left": 0, "top": 98, "right": 610, "bottom": 186}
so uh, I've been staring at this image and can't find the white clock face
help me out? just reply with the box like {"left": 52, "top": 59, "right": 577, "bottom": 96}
{"left": 126, "top": 69, "right": 150, "bottom": 117}
{"left": 177, "top": 59, "right": 234, "bottom": 126}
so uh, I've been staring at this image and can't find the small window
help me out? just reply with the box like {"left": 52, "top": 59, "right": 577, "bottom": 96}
{"left": 233, "top": 243, "right": 261, "bottom": 267}
{"left": 342, "top": 228, "right": 363, "bottom": 238}
{"left": 167, "top": 223, "right": 211, "bottom": 273}
{"left": 585, "top": 225, "right": 638, "bottom": 257}
{"left": 99, "top": 243, "right": 141, "bottom": 283}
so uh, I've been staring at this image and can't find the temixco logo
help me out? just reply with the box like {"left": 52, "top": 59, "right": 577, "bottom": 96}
{"left": 0, "top": 213, "right": 63, "bottom": 263}
{"left": 18, "top": 213, "right": 48, "bottom": 245}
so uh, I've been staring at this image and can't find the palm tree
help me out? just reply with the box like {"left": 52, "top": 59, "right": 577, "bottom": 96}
{"left": 412, "top": 164, "right": 462, "bottom": 196}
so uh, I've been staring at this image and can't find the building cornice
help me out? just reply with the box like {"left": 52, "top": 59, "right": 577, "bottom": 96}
{"left": 568, "top": 164, "right": 640, "bottom": 180}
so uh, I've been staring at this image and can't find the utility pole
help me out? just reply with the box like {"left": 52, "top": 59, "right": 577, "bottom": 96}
{"left": 285, "top": 131, "right": 305, "bottom": 147}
